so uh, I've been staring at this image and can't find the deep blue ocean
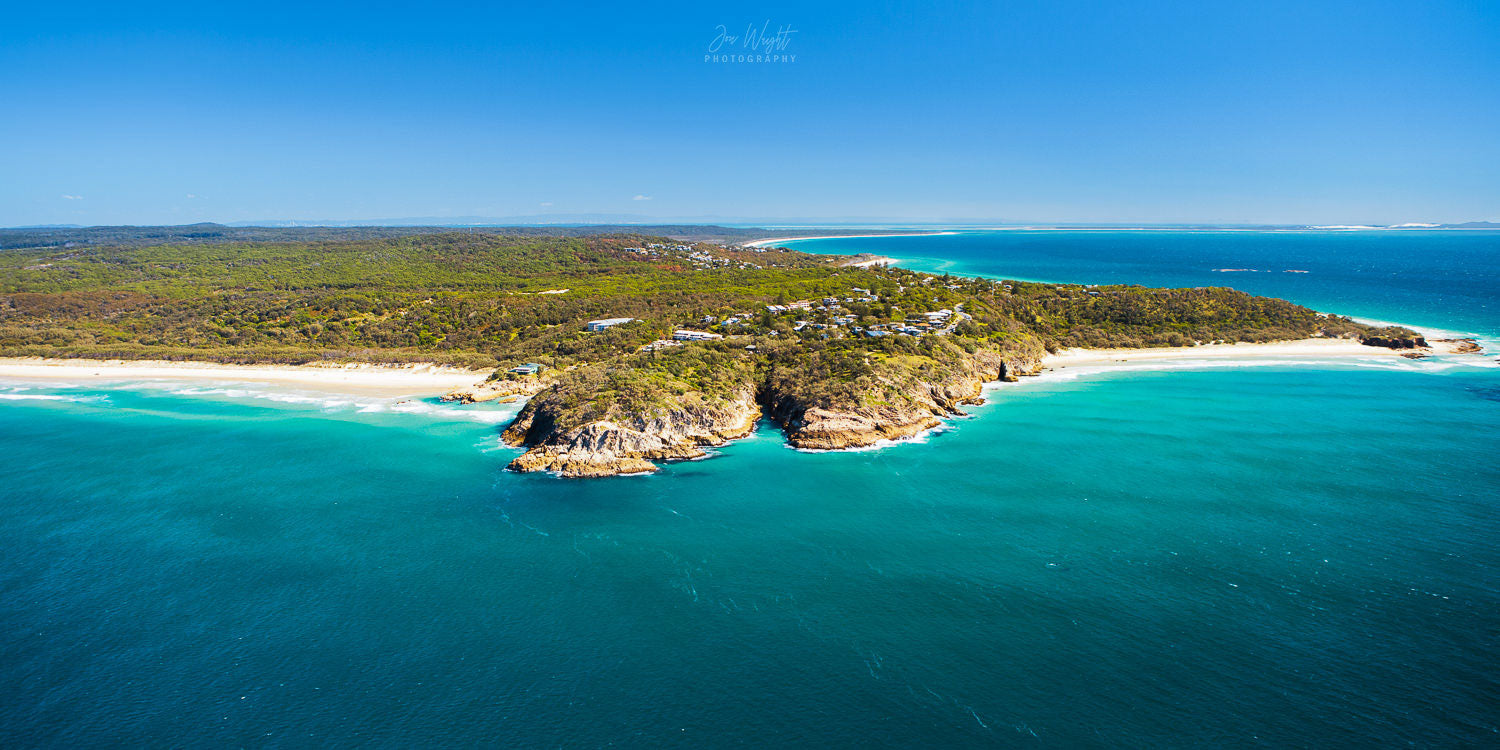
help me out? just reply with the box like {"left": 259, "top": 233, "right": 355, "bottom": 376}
{"left": 2, "top": 231, "right": 1498, "bottom": 747}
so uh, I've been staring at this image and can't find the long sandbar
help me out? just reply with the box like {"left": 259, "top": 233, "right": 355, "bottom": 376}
{"left": 742, "top": 231, "right": 956, "bottom": 248}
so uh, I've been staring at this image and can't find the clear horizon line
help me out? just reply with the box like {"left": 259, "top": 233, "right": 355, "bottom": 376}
{"left": 4, "top": 218, "right": 1497, "bottom": 231}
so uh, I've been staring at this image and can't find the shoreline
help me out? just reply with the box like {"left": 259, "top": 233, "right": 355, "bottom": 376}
{"left": 742, "top": 231, "right": 958, "bottom": 248}
{"left": 0, "top": 338, "right": 1478, "bottom": 399}
{"left": 793, "top": 338, "right": 1483, "bottom": 456}
{"left": 782, "top": 337, "right": 1487, "bottom": 457}
{"left": 0, "top": 358, "right": 491, "bottom": 396}
{"left": 842, "top": 255, "right": 897, "bottom": 268}
{"left": 1, "top": 337, "right": 1487, "bottom": 473}
{"left": 1040, "top": 337, "right": 1475, "bottom": 370}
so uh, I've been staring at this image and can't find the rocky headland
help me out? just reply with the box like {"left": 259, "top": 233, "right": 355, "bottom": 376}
{"left": 503, "top": 387, "right": 760, "bottom": 477}
{"left": 492, "top": 324, "right": 1493, "bottom": 478}
{"left": 500, "top": 342, "right": 1047, "bottom": 476}
{"left": 763, "top": 348, "right": 1044, "bottom": 451}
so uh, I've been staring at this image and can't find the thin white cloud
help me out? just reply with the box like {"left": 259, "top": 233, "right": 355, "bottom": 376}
{"left": 186, "top": 193, "right": 198, "bottom": 199}
{"left": 61, "top": 194, "right": 83, "bottom": 200}
{"left": 632, "top": 194, "right": 652, "bottom": 201}
{"left": 539, "top": 201, "right": 553, "bottom": 207}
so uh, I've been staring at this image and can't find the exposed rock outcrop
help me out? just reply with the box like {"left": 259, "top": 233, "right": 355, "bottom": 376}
{"left": 497, "top": 341, "right": 1049, "bottom": 476}
{"left": 1360, "top": 329, "right": 1429, "bottom": 349}
{"left": 773, "top": 404, "right": 944, "bottom": 451}
{"left": 503, "top": 388, "right": 760, "bottom": 477}
{"left": 763, "top": 348, "right": 1044, "bottom": 451}
{"left": 442, "top": 377, "right": 549, "bottom": 404}
{"left": 1434, "top": 338, "right": 1484, "bottom": 355}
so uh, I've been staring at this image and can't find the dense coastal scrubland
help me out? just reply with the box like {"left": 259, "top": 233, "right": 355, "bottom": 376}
{"left": 0, "top": 229, "right": 1458, "bottom": 476}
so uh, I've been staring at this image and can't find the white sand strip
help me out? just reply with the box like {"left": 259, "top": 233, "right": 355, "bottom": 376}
{"left": 0, "top": 358, "right": 491, "bottom": 396}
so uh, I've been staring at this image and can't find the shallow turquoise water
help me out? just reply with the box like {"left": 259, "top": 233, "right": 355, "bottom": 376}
{"left": 3, "top": 232, "right": 1499, "bottom": 746}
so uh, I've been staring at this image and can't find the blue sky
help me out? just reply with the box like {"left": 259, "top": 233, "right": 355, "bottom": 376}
{"left": 3, "top": 1, "right": 1497, "bottom": 226}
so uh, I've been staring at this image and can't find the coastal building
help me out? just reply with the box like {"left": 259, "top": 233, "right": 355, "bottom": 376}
{"left": 509, "top": 363, "right": 544, "bottom": 375}
{"left": 673, "top": 329, "right": 723, "bottom": 341}
{"left": 586, "top": 317, "right": 635, "bottom": 331}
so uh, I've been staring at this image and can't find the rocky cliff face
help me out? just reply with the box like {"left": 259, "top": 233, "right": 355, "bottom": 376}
{"left": 503, "top": 388, "right": 760, "bottom": 477}
{"left": 1361, "top": 334, "right": 1430, "bottom": 349}
{"left": 764, "top": 347, "right": 1044, "bottom": 451}
{"left": 1358, "top": 326, "right": 1429, "bottom": 350}
{"left": 498, "top": 343, "right": 1046, "bottom": 476}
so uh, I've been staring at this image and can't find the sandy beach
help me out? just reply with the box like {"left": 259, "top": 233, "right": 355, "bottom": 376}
{"left": 1041, "top": 337, "right": 1476, "bottom": 371}
{"left": 842, "top": 255, "right": 897, "bottom": 268}
{"left": 0, "top": 338, "right": 1480, "bottom": 399}
{"left": 0, "top": 358, "right": 491, "bottom": 396}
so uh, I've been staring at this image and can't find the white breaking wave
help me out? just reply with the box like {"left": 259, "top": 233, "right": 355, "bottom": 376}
{"left": 0, "top": 392, "right": 108, "bottom": 404}
{"left": 168, "top": 385, "right": 357, "bottom": 409}
{"left": 785, "top": 423, "right": 953, "bottom": 454}
{"left": 1346, "top": 316, "right": 1485, "bottom": 343}
{"left": 3, "top": 377, "right": 526, "bottom": 424}
{"left": 150, "top": 382, "right": 525, "bottom": 424}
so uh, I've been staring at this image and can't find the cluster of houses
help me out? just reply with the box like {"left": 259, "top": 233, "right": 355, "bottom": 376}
{"left": 749, "top": 294, "right": 967, "bottom": 339}
{"left": 686, "top": 247, "right": 759, "bottom": 270}
{"left": 624, "top": 243, "right": 760, "bottom": 271}
{"left": 763, "top": 299, "right": 814, "bottom": 315}
{"left": 639, "top": 328, "right": 722, "bottom": 352}
{"left": 864, "top": 308, "right": 959, "bottom": 337}
{"left": 590, "top": 282, "right": 973, "bottom": 353}
{"left": 623, "top": 243, "right": 694, "bottom": 257}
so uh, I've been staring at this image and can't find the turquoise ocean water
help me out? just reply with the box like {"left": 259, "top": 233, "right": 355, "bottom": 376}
{"left": 2, "top": 231, "right": 1498, "bottom": 746}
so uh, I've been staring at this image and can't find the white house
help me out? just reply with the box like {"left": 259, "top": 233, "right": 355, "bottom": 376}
{"left": 586, "top": 317, "right": 635, "bottom": 331}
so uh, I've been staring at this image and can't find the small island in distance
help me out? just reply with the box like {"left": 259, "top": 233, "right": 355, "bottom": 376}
{"left": 0, "top": 225, "right": 1468, "bottom": 477}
